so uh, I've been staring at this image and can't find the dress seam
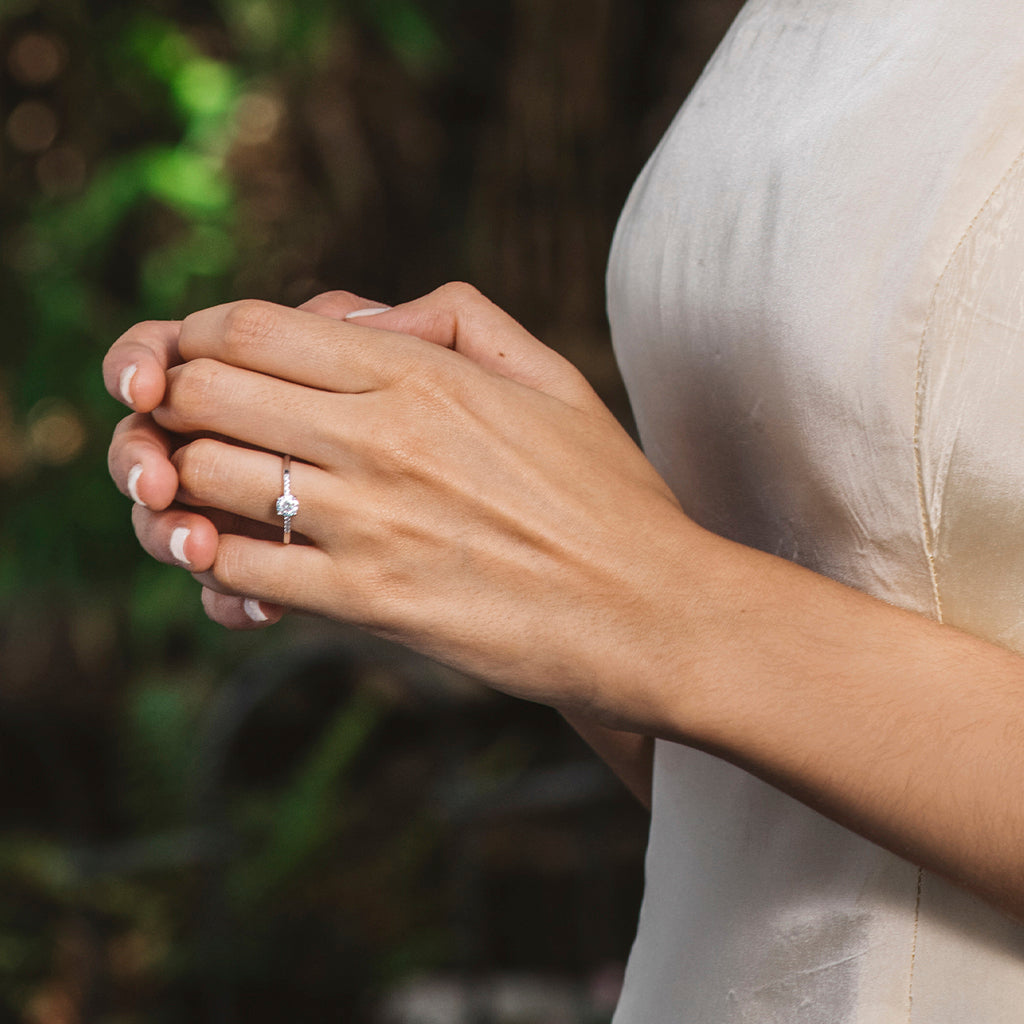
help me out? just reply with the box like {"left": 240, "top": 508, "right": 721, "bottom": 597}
{"left": 911, "top": 143, "right": 1024, "bottom": 627}
{"left": 906, "top": 867, "right": 924, "bottom": 1023}
{"left": 908, "top": 140, "right": 1024, "bottom": 1024}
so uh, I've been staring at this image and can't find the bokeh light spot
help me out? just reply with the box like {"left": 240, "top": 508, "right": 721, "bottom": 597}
{"left": 8, "top": 32, "right": 66, "bottom": 86}
{"left": 233, "top": 91, "right": 284, "bottom": 145}
{"left": 6, "top": 100, "right": 58, "bottom": 153}
{"left": 26, "top": 398, "right": 86, "bottom": 466}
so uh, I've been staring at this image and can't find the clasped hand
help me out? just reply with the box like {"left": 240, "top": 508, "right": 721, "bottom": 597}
{"left": 104, "top": 284, "right": 696, "bottom": 732}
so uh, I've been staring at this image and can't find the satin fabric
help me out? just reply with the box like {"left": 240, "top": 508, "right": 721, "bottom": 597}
{"left": 607, "top": 2, "right": 1024, "bottom": 1020}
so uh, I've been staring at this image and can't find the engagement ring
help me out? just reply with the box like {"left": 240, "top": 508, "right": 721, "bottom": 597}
{"left": 275, "top": 454, "right": 299, "bottom": 544}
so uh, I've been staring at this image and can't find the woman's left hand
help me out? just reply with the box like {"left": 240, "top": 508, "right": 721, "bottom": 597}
{"left": 106, "top": 283, "right": 1024, "bottom": 915}
{"left": 144, "top": 283, "right": 697, "bottom": 729}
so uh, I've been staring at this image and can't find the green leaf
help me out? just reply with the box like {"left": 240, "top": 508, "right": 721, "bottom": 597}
{"left": 173, "top": 58, "right": 238, "bottom": 120}
{"left": 141, "top": 148, "right": 232, "bottom": 216}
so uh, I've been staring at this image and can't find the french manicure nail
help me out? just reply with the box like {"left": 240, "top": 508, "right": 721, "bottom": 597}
{"left": 120, "top": 363, "right": 139, "bottom": 405}
{"left": 127, "top": 463, "right": 147, "bottom": 506}
{"left": 345, "top": 306, "right": 392, "bottom": 319}
{"left": 170, "top": 526, "right": 191, "bottom": 566}
{"left": 244, "top": 598, "right": 268, "bottom": 623}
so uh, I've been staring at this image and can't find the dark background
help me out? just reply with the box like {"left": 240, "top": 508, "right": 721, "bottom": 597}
{"left": 0, "top": 1, "right": 743, "bottom": 1021}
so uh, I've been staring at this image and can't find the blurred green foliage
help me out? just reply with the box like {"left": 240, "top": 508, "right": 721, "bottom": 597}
{"left": 0, "top": 1, "right": 477, "bottom": 1018}
{"left": 0, "top": 0, "right": 726, "bottom": 1017}
{"left": 0, "top": 0, "right": 451, "bottom": 595}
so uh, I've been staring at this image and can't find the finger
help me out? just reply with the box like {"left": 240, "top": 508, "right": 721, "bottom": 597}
{"left": 132, "top": 501, "right": 220, "bottom": 571}
{"left": 171, "top": 437, "right": 338, "bottom": 542}
{"left": 153, "top": 359, "right": 356, "bottom": 468}
{"left": 131, "top": 496, "right": 302, "bottom": 570}
{"left": 201, "top": 587, "right": 286, "bottom": 630}
{"left": 177, "top": 299, "right": 425, "bottom": 393}
{"left": 298, "top": 290, "right": 390, "bottom": 319}
{"left": 109, "top": 413, "right": 180, "bottom": 510}
{"left": 342, "top": 282, "right": 595, "bottom": 407}
{"left": 193, "top": 534, "right": 333, "bottom": 612}
{"left": 102, "top": 320, "right": 181, "bottom": 412}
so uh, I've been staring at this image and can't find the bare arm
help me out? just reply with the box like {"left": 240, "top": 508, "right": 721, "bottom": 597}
{"left": 659, "top": 531, "right": 1024, "bottom": 916}
{"left": 104, "top": 283, "right": 1024, "bottom": 921}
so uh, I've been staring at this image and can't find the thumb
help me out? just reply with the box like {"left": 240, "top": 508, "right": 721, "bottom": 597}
{"left": 343, "top": 281, "right": 594, "bottom": 407}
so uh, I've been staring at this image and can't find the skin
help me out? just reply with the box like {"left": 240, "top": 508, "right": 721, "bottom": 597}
{"left": 105, "top": 288, "right": 655, "bottom": 802}
{"left": 105, "top": 283, "right": 1024, "bottom": 920}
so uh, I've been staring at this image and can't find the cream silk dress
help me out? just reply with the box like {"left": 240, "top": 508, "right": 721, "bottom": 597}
{"left": 606, "top": 2, "right": 1024, "bottom": 1021}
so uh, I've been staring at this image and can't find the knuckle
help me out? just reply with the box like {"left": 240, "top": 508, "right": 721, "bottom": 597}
{"left": 164, "top": 358, "right": 224, "bottom": 427}
{"left": 393, "top": 342, "right": 455, "bottom": 392}
{"left": 416, "top": 356, "right": 472, "bottom": 410}
{"left": 173, "top": 437, "right": 223, "bottom": 499}
{"left": 384, "top": 341, "right": 430, "bottom": 385}
{"left": 332, "top": 558, "right": 402, "bottom": 633}
{"left": 436, "top": 280, "right": 482, "bottom": 306}
{"left": 192, "top": 296, "right": 278, "bottom": 364}
{"left": 220, "top": 299, "right": 277, "bottom": 360}
{"left": 304, "top": 289, "right": 358, "bottom": 311}
{"left": 360, "top": 404, "right": 431, "bottom": 475}
{"left": 211, "top": 539, "right": 253, "bottom": 595}
{"left": 557, "top": 361, "right": 597, "bottom": 403}
{"left": 374, "top": 431, "right": 422, "bottom": 477}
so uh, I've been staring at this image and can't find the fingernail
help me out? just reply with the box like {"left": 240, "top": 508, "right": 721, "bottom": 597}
{"left": 170, "top": 526, "right": 191, "bottom": 566}
{"left": 127, "top": 463, "right": 147, "bottom": 507}
{"left": 119, "top": 363, "right": 139, "bottom": 405}
{"left": 345, "top": 306, "right": 392, "bottom": 319}
{"left": 243, "top": 598, "right": 268, "bottom": 623}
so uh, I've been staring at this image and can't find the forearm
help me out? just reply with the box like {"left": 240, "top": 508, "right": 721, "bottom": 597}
{"left": 647, "top": 525, "right": 1024, "bottom": 919}
{"left": 561, "top": 713, "right": 653, "bottom": 808}
{"left": 104, "top": 287, "right": 1024, "bottom": 918}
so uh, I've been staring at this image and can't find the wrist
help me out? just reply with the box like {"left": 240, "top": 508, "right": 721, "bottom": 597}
{"left": 566, "top": 504, "right": 730, "bottom": 739}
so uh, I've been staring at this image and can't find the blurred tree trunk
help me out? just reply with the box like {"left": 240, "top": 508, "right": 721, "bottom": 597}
{"left": 466, "top": 0, "right": 746, "bottom": 401}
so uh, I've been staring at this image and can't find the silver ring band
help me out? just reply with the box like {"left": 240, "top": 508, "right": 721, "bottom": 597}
{"left": 275, "top": 454, "right": 299, "bottom": 544}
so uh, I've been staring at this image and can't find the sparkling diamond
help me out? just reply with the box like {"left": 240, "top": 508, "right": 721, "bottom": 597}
{"left": 276, "top": 494, "right": 299, "bottom": 518}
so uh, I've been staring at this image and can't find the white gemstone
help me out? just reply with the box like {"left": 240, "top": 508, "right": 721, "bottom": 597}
{"left": 276, "top": 494, "right": 299, "bottom": 518}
